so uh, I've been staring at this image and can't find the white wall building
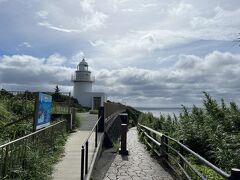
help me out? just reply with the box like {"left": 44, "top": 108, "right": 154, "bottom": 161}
{"left": 72, "top": 59, "right": 106, "bottom": 109}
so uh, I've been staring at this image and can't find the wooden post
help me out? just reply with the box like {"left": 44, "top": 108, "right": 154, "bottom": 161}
{"left": 179, "top": 139, "right": 184, "bottom": 168}
{"left": 68, "top": 107, "right": 75, "bottom": 131}
{"left": 2, "top": 145, "right": 9, "bottom": 178}
{"left": 119, "top": 124, "right": 128, "bottom": 155}
{"left": 33, "top": 93, "right": 39, "bottom": 132}
{"left": 229, "top": 168, "right": 240, "bottom": 180}
{"left": 161, "top": 135, "right": 165, "bottom": 157}
{"left": 165, "top": 134, "right": 169, "bottom": 161}
{"left": 68, "top": 92, "right": 71, "bottom": 114}
{"left": 161, "top": 135, "right": 168, "bottom": 161}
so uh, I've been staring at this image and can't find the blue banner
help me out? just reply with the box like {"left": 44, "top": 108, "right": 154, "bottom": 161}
{"left": 36, "top": 93, "right": 52, "bottom": 130}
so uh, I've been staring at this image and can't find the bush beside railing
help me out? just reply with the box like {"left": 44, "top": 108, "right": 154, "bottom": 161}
{"left": 0, "top": 120, "right": 67, "bottom": 179}
{"left": 138, "top": 123, "right": 240, "bottom": 180}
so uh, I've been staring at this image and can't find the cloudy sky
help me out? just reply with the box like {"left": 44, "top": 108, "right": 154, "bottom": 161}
{"left": 0, "top": 0, "right": 240, "bottom": 107}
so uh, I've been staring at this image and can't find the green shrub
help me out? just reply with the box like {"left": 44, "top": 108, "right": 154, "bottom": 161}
{"left": 89, "top": 109, "right": 98, "bottom": 114}
{"left": 138, "top": 92, "right": 240, "bottom": 178}
{"left": 75, "top": 114, "right": 81, "bottom": 128}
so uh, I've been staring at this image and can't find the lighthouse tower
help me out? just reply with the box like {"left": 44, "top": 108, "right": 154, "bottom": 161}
{"left": 72, "top": 58, "right": 106, "bottom": 109}
{"left": 72, "top": 58, "right": 93, "bottom": 94}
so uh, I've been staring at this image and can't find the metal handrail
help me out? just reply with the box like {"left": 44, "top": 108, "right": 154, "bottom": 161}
{"left": 81, "top": 116, "right": 102, "bottom": 147}
{"left": 162, "top": 142, "right": 207, "bottom": 179}
{"left": 80, "top": 115, "right": 103, "bottom": 180}
{"left": 0, "top": 120, "right": 66, "bottom": 179}
{"left": 138, "top": 123, "right": 234, "bottom": 179}
{"left": 0, "top": 120, "right": 65, "bottom": 148}
{"left": 138, "top": 123, "right": 163, "bottom": 137}
{"left": 163, "top": 134, "right": 230, "bottom": 178}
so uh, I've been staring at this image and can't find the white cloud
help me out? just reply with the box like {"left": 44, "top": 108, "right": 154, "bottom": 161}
{"left": 0, "top": 0, "right": 240, "bottom": 107}
{"left": 0, "top": 54, "right": 72, "bottom": 87}
{"left": 168, "top": 2, "right": 197, "bottom": 17}
{"left": 90, "top": 40, "right": 105, "bottom": 47}
{"left": 80, "top": 0, "right": 95, "bottom": 13}
{"left": 71, "top": 51, "right": 85, "bottom": 65}
{"left": 35, "top": 0, "right": 108, "bottom": 33}
{"left": 93, "top": 51, "right": 240, "bottom": 106}
{"left": 80, "top": 11, "right": 108, "bottom": 31}
{"left": 36, "top": 10, "right": 48, "bottom": 19}
{"left": 0, "top": 51, "right": 240, "bottom": 107}
{"left": 190, "top": 6, "right": 240, "bottom": 40}
{"left": 46, "top": 53, "right": 66, "bottom": 66}
{"left": 38, "top": 22, "right": 79, "bottom": 33}
{"left": 18, "top": 42, "right": 31, "bottom": 48}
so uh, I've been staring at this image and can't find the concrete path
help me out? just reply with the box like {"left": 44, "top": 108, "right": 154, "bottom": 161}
{"left": 79, "top": 112, "right": 99, "bottom": 131}
{"left": 103, "top": 127, "right": 173, "bottom": 180}
{"left": 52, "top": 112, "right": 99, "bottom": 180}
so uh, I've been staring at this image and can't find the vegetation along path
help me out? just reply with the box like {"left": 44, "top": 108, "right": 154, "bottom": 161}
{"left": 52, "top": 112, "right": 100, "bottom": 180}
{"left": 103, "top": 127, "right": 173, "bottom": 180}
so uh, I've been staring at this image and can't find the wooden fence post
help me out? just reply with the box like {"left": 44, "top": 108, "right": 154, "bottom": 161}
{"left": 165, "top": 134, "right": 169, "bottom": 161}
{"left": 161, "top": 135, "right": 165, "bottom": 157}
{"left": 179, "top": 139, "right": 184, "bottom": 167}
{"left": 161, "top": 135, "right": 168, "bottom": 161}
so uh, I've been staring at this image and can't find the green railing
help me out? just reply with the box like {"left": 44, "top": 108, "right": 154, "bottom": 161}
{"left": 138, "top": 123, "right": 240, "bottom": 180}
{"left": 52, "top": 102, "right": 70, "bottom": 114}
{"left": 0, "top": 120, "right": 66, "bottom": 179}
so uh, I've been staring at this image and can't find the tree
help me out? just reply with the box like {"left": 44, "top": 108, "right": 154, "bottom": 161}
{"left": 53, "top": 85, "right": 61, "bottom": 102}
{"left": 54, "top": 85, "right": 60, "bottom": 94}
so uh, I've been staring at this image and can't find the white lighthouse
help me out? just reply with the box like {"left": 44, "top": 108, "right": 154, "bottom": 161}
{"left": 72, "top": 58, "right": 106, "bottom": 109}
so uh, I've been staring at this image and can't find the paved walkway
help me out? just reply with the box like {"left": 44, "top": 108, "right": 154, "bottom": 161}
{"left": 52, "top": 113, "right": 100, "bottom": 180}
{"left": 103, "top": 127, "right": 173, "bottom": 180}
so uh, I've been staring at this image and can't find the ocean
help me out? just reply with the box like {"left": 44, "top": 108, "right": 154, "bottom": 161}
{"left": 135, "top": 107, "right": 191, "bottom": 118}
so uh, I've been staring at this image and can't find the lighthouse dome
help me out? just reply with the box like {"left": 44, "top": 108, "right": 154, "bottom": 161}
{"left": 79, "top": 58, "right": 88, "bottom": 66}
{"left": 78, "top": 58, "right": 89, "bottom": 71}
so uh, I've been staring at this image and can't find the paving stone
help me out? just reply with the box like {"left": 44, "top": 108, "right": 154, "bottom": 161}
{"left": 103, "top": 127, "right": 173, "bottom": 180}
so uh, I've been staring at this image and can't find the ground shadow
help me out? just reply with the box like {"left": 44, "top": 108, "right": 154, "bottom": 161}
{"left": 91, "top": 147, "right": 117, "bottom": 180}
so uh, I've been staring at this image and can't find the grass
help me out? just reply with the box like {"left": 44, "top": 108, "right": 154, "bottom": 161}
{"left": 75, "top": 114, "right": 81, "bottom": 128}
{"left": 0, "top": 102, "right": 16, "bottom": 124}
{"left": 112, "top": 140, "right": 120, "bottom": 151}
{"left": 89, "top": 109, "right": 98, "bottom": 114}
{"left": 0, "top": 91, "right": 86, "bottom": 179}
{"left": 18, "top": 132, "right": 68, "bottom": 180}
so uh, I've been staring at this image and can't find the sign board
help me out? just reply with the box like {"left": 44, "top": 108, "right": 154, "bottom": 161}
{"left": 35, "top": 92, "right": 52, "bottom": 130}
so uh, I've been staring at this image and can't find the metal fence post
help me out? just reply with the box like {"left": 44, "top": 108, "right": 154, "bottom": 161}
{"left": 98, "top": 106, "right": 104, "bottom": 132}
{"left": 85, "top": 141, "right": 88, "bottom": 175}
{"left": 120, "top": 113, "right": 128, "bottom": 125}
{"left": 95, "top": 125, "right": 98, "bottom": 148}
{"left": 229, "top": 168, "right": 240, "bottom": 180}
{"left": 119, "top": 124, "right": 128, "bottom": 155}
{"left": 179, "top": 140, "right": 184, "bottom": 168}
{"left": 81, "top": 146, "right": 84, "bottom": 180}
